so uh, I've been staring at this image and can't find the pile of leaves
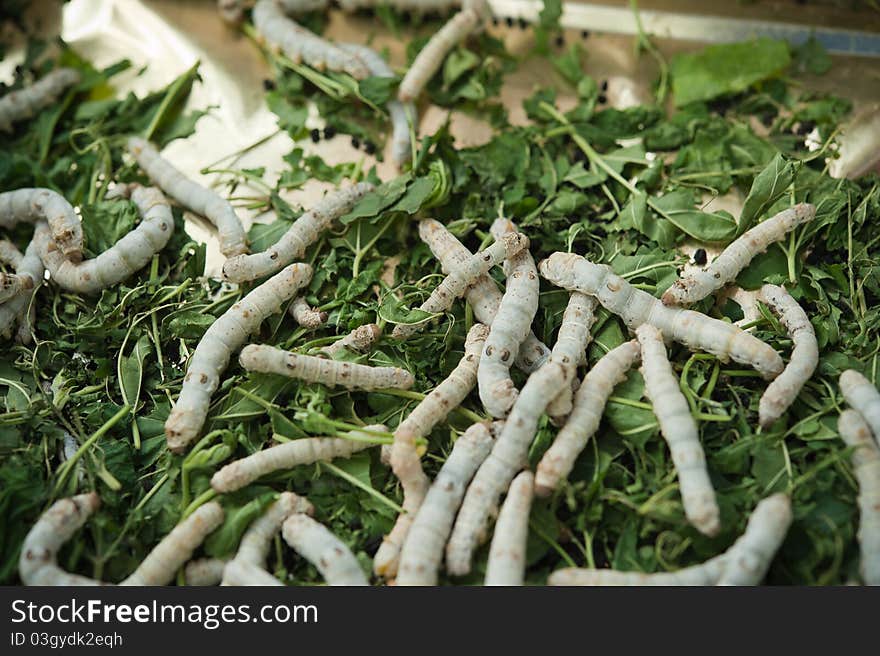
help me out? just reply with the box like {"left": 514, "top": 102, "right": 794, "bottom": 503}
{"left": 0, "top": 8, "right": 877, "bottom": 586}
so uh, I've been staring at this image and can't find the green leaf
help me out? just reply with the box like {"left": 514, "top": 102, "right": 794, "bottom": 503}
{"left": 793, "top": 36, "right": 832, "bottom": 76}
{"left": 653, "top": 189, "right": 737, "bottom": 243}
{"left": 553, "top": 44, "right": 585, "bottom": 86}
{"left": 377, "top": 292, "right": 435, "bottom": 326}
{"left": 443, "top": 48, "right": 480, "bottom": 87}
{"left": 739, "top": 153, "right": 797, "bottom": 234}
{"left": 119, "top": 335, "right": 151, "bottom": 411}
{"left": 167, "top": 312, "right": 215, "bottom": 340}
{"left": 340, "top": 173, "right": 412, "bottom": 224}
{"left": 390, "top": 176, "right": 436, "bottom": 214}
{"left": 670, "top": 38, "right": 791, "bottom": 106}
{"left": 358, "top": 75, "right": 396, "bottom": 106}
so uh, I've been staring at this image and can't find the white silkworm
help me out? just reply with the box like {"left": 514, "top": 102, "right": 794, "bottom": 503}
{"left": 34, "top": 186, "right": 174, "bottom": 294}
{"left": 320, "top": 323, "right": 382, "bottom": 357}
{"left": 398, "top": 7, "right": 483, "bottom": 103}
{"left": 281, "top": 513, "right": 368, "bottom": 585}
{"left": 539, "top": 252, "right": 784, "bottom": 379}
{"left": 396, "top": 421, "right": 495, "bottom": 586}
{"left": 19, "top": 493, "right": 104, "bottom": 586}
{"left": 447, "top": 294, "right": 589, "bottom": 575}
{"left": 0, "top": 188, "right": 84, "bottom": 262}
{"left": 550, "top": 560, "right": 726, "bottom": 586}
{"left": 337, "top": 43, "right": 415, "bottom": 167}
{"left": 637, "top": 323, "right": 720, "bottom": 537}
{"left": 715, "top": 493, "right": 793, "bottom": 585}
{"left": 222, "top": 182, "right": 373, "bottom": 283}
{"left": 392, "top": 230, "right": 529, "bottom": 340}
{"left": 120, "top": 502, "right": 225, "bottom": 585}
{"left": 477, "top": 219, "right": 541, "bottom": 417}
{"left": 374, "top": 323, "right": 488, "bottom": 578}
{"left": 0, "top": 239, "right": 24, "bottom": 267}
{"left": 212, "top": 425, "right": 387, "bottom": 492}
{"left": 0, "top": 271, "right": 32, "bottom": 305}
{"left": 184, "top": 558, "right": 228, "bottom": 586}
{"left": 535, "top": 340, "right": 642, "bottom": 496}
{"left": 289, "top": 296, "right": 327, "bottom": 329}
{"left": 0, "top": 232, "right": 44, "bottom": 343}
{"left": 837, "top": 410, "right": 880, "bottom": 585}
{"left": 222, "top": 491, "right": 313, "bottom": 586}
{"left": 550, "top": 493, "right": 791, "bottom": 586}
{"left": 127, "top": 137, "right": 248, "bottom": 257}
{"left": 661, "top": 204, "right": 816, "bottom": 306}
{"left": 840, "top": 370, "right": 880, "bottom": 446}
{"left": 544, "top": 292, "right": 598, "bottom": 423}
{"left": 252, "top": 0, "right": 369, "bottom": 79}
{"left": 338, "top": 0, "right": 462, "bottom": 11}
{"left": 484, "top": 470, "right": 534, "bottom": 586}
{"left": 418, "top": 219, "right": 549, "bottom": 371}
{"left": 0, "top": 238, "right": 30, "bottom": 304}
{"left": 0, "top": 68, "right": 80, "bottom": 133}
{"left": 164, "top": 263, "right": 313, "bottom": 453}
{"left": 240, "top": 344, "right": 415, "bottom": 390}
{"left": 756, "top": 284, "right": 818, "bottom": 428}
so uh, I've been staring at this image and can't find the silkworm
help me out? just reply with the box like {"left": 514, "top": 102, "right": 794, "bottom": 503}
{"left": 539, "top": 252, "right": 784, "bottom": 379}
{"left": 164, "top": 263, "right": 313, "bottom": 453}
{"left": 0, "top": 271, "right": 33, "bottom": 305}
{"left": 240, "top": 344, "right": 414, "bottom": 390}
{"left": 840, "top": 370, "right": 880, "bottom": 446}
{"left": 184, "top": 558, "right": 228, "bottom": 586}
{"left": 398, "top": 6, "right": 485, "bottom": 103}
{"left": 477, "top": 219, "right": 541, "bottom": 417}
{"left": 535, "top": 340, "right": 642, "bottom": 496}
{"left": 0, "top": 231, "right": 44, "bottom": 343}
{"left": 418, "top": 219, "right": 550, "bottom": 371}
{"left": 289, "top": 296, "right": 327, "bottom": 329}
{"left": 320, "top": 323, "right": 382, "bottom": 357}
{"left": 337, "top": 43, "right": 415, "bottom": 167}
{"left": 222, "top": 491, "right": 314, "bottom": 586}
{"left": 120, "top": 502, "right": 225, "bottom": 585}
{"left": 19, "top": 493, "right": 104, "bottom": 586}
{"left": 281, "top": 513, "right": 368, "bottom": 585}
{"left": 756, "top": 284, "right": 818, "bottom": 428}
{"left": 252, "top": 0, "right": 370, "bottom": 79}
{"left": 0, "top": 68, "right": 80, "bottom": 133}
{"left": 34, "top": 186, "right": 174, "bottom": 294}
{"left": 661, "top": 204, "right": 816, "bottom": 306}
{"left": 222, "top": 182, "right": 374, "bottom": 283}
{"left": 212, "top": 425, "right": 387, "bottom": 492}
{"left": 127, "top": 137, "right": 248, "bottom": 258}
{"left": 550, "top": 493, "right": 791, "bottom": 586}
{"left": 637, "top": 323, "right": 720, "bottom": 537}
{"left": 0, "top": 239, "right": 24, "bottom": 267}
{"left": 374, "top": 323, "right": 489, "bottom": 578}
{"left": 396, "top": 421, "right": 495, "bottom": 586}
{"left": 392, "top": 230, "right": 529, "bottom": 340}
{"left": 0, "top": 239, "right": 31, "bottom": 304}
{"left": 837, "top": 409, "right": 880, "bottom": 585}
{"left": 0, "top": 188, "right": 84, "bottom": 262}
{"left": 447, "top": 293, "right": 589, "bottom": 575}
{"left": 484, "top": 470, "right": 534, "bottom": 586}
{"left": 715, "top": 493, "right": 793, "bottom": 585}
{"left": 338, "top": 0, "right": 462, "bottom": 11}
{"left": 544, "top": 292, "right": 598, "bottom": 424}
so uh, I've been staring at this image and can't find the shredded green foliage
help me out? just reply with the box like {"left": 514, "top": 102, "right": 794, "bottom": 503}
{"left": 0, "top": 13, "right": 876, "bottom": 586}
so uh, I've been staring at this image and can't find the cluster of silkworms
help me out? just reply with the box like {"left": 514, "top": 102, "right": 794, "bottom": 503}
{"left": 5, "top": 28, "right": 856, "bottom": 588}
